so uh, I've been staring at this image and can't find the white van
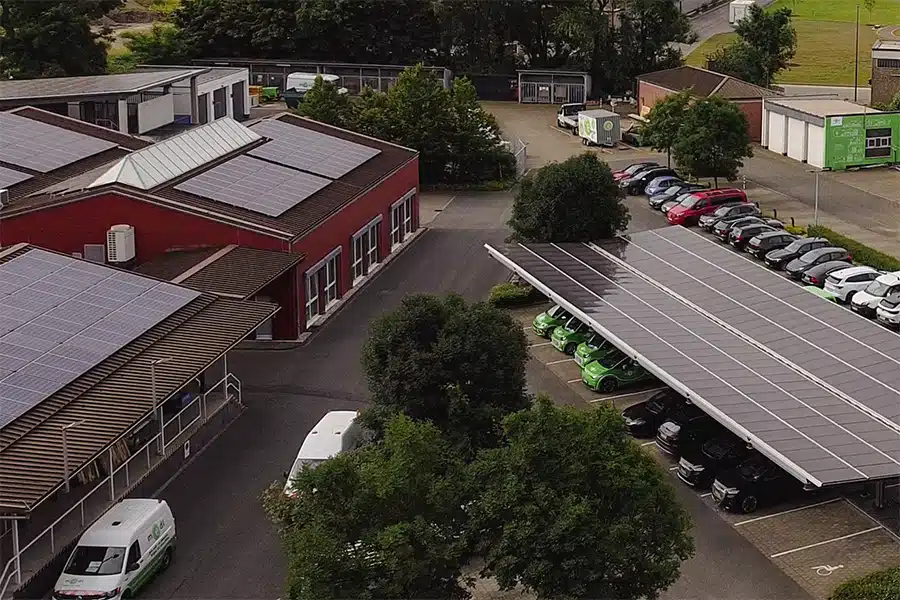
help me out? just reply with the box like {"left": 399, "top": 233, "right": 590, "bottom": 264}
{"left": 283, "top": 410, "right": 364, "bottom": 496}
{"left": 54, "top": 499, "right": 175, "bottom": 600}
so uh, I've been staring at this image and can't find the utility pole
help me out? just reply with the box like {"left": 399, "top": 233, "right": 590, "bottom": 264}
{"left": 854, "top": 4, "right": 860, "bottom": 102}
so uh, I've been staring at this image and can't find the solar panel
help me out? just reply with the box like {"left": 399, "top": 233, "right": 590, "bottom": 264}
{"left": 0, "top": 164, "right": 33, "bottom": 189}
{"left": 488, "top": 242, "right": 900, "bottom": 487}
{"left": 0, "top": 112, "right": 118, "bottom": 173}
{"left": 174, "top": 155, "right": 332, "bottom": 217}
{"left": 249, "top": 119, "right": 381, "bottom": 179}
{"left": 0, "top": 249, "right": 202, "bottom": 428}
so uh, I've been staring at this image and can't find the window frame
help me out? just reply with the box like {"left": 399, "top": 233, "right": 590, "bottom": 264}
{"left": 351, "top": 216, "right": 383, "bottom": 284}
{"left": 305, "top": 246, "right": 342, "bottom": 326}
{"left": 391, "top": 188, "right": 417, "bottom": 249}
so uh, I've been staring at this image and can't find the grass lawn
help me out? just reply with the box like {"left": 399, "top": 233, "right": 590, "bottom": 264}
{"left": 767, "top": 0, "right": 900, "bottom": 24}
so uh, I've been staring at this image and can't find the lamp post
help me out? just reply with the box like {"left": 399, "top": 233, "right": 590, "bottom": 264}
{"left": 854, "top": 4, "right": 860, "bottom": 102}
{"left": 150, "top": 357, "right": 172, "bottom": 455}
{"left": 807, "top": 169, "right": 821, "bottom": 225}
{"left": 62, "top": 420, "right": 87, "bottom": 493}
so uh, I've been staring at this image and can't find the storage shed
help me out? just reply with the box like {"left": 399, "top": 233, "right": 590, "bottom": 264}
{"left": 517, "top": 70, "right": 591, "bottom": 104}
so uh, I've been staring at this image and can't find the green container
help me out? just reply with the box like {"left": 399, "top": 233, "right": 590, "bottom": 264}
{"left": 262, "top": 87, "right": 279, "bottom": 101}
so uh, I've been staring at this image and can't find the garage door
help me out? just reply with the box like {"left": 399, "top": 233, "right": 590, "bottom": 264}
{"left": 767, "top": 112, "right": 785, "bottom": 154}
{"left": 807, "top": 125, "right": 825, "bottom": 168}
{"left": 787, "top": 117, "right": 806, "bottom": 161}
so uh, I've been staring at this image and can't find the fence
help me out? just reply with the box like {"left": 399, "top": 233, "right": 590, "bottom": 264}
{"left": 509, "top": 137, "right": 527, "bottom": 178}
{"left": 0, "top": 372, "right": 242, "bottom": 599}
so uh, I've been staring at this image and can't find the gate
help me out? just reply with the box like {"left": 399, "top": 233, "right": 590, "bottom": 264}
{"left": 517, "top": 70, "right": 590, "bottom": 104}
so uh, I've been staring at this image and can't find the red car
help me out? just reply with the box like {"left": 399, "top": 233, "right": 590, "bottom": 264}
{"left": 613, "top": 161, "right": 659, "bottom": 181}
{"left": 666, "top": 188, "right": 750, "bottom": 226}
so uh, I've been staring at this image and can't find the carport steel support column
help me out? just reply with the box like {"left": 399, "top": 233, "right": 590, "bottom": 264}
{"left": 12, "top": 520, "right": 20, "bottom": 586}
{"left": 875, "top": 480, "right": 885, "bottom": 509}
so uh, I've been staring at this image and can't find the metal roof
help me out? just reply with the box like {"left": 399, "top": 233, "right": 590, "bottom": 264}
{"left": 765, "top": 98, "right": 881, "bottom": 118}
{"left": 486, "top": 227, "right": 900, "bottom": 488}
{"left": 0, "top": 69, "right": 209, "bottom": 102}
{"left": 639, "top": 65, "right": 779, "bottom": 99}
{"left": 89, "top": 118, "right": 262, "bottom": 190}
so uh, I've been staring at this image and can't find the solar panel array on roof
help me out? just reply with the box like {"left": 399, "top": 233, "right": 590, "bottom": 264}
{"left": 0, "top": 164, "right": 33, "bottom": 189}
{"left": 486, "top": 240, "right": 900, "bottom": 487}
{"left": 0, "top": 112, "right": 118, "bottom": 173}
{"left": 249, "top": 119, "right": 381, "bottom": 179}
{"left": 0, "top": 249, "right": 202, "bottom": 428}
{"left": 174, "top": 154, "right": 332, "bottom": 217}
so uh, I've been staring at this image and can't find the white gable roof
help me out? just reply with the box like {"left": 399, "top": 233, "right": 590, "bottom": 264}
{"left": 89, "top": 117, "right": 261, "bottom": 190}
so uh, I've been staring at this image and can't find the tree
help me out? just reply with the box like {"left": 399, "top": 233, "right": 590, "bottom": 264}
{"left": 708, "top": 5, "right": 796, "bottom": 87}
{"left": 508, "top": 152, "right": 629, "bottom": 243}
{"left": 295, "top": 75, "right": 354, "bottom": 129}
{"left": 0, "top": 0, "right": 122, "bottom": 78}
{"left": 864, "top": 0, "right": 876, "bottom": 21}
{"left": 643, "top": 90, "right": 693, "bottom": 167}
{"left": 446, "top": 77, "right": 516, "bottom": 182}
{"left": 360, "top": 294, "right": 530, "bottom": 458}
{"left": 672, "top": 96, "right": 753, "bottom": 187}
{"left": 262, "top": 414, "right": 473, "bottom": 600}
{"left": 108, "top": 23, "right": 194, "bottom": 73}
{"left": 467, "top": 396, "right": 694, "bottom": 600}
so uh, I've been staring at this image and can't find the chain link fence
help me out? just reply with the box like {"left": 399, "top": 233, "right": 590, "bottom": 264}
{"left": 508, "top": 137, "right": 528, "bottom": 178}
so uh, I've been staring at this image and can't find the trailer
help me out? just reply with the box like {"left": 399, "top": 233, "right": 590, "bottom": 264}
{"left": 729, "top": 0, "right": 755, "bottom": 26}
{"left": 578, "top": 109, "right": 620, "bottom": 147}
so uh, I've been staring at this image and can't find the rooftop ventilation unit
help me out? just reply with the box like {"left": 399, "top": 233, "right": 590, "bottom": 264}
{"left": 0, "top": 189, "right": 9, "bottom": 208}
{"left": 107, "top": 224, "right": 136, "bottom": 264}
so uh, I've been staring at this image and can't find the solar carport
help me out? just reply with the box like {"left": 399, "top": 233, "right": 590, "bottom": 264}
{"left": 487, "top": 226, "right": 900, "bottom": 497}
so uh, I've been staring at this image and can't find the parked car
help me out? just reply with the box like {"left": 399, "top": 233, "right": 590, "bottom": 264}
{"left": 532, "top": 304, "right": 573, "bottom": 338}
{"left": 648, "top": 183, "right": 707, "bottom": 208}
{"left": 621, "top": 390, "right": 684, "bottom": 438}
{"left": 574, "top": 333, "right": 619, "bottom": 368}
{"left": 746, "top": 231, "right": 800, "bottom": 260}
{"left": 712, "top": 216, "right": 778, "bottom": 242}
{"left": 644, "top": 175, "right": 683, "bottom": 197}
{"left": 876, "top": 292, "right": 900, "bottom": 329}
{"left": 850, "top": 272, "right": 900, "bottom": 317}
{"left": 581, "top": 354, "right": 653, "bottom": 393}
{"left": 666, "top": 188, "right": 750, "bottom": 226}
{"left": 677, "top": 434, "right": 752, "bottom": 489}
{"left": 613, "top": 161, "right": 659, "bottom": 182}
{"left": 660, "top": 198, "right": 682, "bottom": 214}
{"left": 784, "top": 247, "right": 852, "bottom": 280}
{"left": 712, "top": 455, "right": 803, "bottom": 514}
{"left": 763, "top": 237, "right": 831, "bottom": 270}
{"left": 621, "top": 167, "right": 678, "bottom": 195}
{"left": 550, "top": 317, "right": 593, "bottom": 354}
{"left": 823, "top": 266, "right": 881, "bottom": 304}
{"left": 803, "top": 285, "right": 840, "bottom": 303}
{"left": 556, "top": 102, "right": 586, "bottom": 131}
{"left": 800, "top": 261, "right": 854, "bottom": 287}
{"left": 729, "top": 223, "right": 781, "bottom": 250}
{"left": 655, "top": 403, "right": 721, "bottom": 458}
{"left": 698, "top": 203, "right": 761, "bottom": 231}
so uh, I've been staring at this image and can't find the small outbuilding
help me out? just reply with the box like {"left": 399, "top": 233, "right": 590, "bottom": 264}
{"left": 517, "top": 70, "right": 591, "bottom": 104}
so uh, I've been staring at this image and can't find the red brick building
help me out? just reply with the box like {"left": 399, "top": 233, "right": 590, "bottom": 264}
{"left": 0, "top": 107, "right": 419, "bottom": 339}
{"left": 636, "top": 65, "right": 779, "bottom": 142}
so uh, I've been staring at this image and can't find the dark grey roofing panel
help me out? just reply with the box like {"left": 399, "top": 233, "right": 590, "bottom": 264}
{"left": 0, "top": 112, "right": 118, "bottom": 173}
{"left": 491, "top": 242, "right": 899, "bottom": 486}
{"left": 0, "top": 165, "right": 33, "bottom": 189}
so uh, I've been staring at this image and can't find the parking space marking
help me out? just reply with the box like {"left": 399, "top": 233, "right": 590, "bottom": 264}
{"left": 668, "top": 466, "right": 679, "bottom": 471}
{"left": 549, "top": 125, "right": 576, "bottom": 137}
{"left": 700, "top": 492, "right": 712, "bottom": 498}
{"left": 843, "top": 495, "right": 900, "bottom": 545}
{"left": 769, "top": 526, "right": 883, "bottom": 559}
{"left": 547, "top": 358, "right": 574, "bottom": 365}
{"left": 529, "top": 342, "right": 552, "bottom": 348}
{"left": 733, "top": 497, "right": 843, "bottom": 526}
{"left": 640, "top": 441, "right": 656, "bottom": 447}
{"left": 588, "top": 386, "right": 667, "bottom": 403}
{"left": 567, "top": 378, "right": 582, "bottom": 383}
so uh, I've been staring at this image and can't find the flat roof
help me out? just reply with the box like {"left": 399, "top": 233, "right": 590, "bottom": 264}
{"left": 192, "top": 58, "right": 449, "bottom": 71}
{"left": 765, "top": 97, "right": 881, "bottom": 118}
{"left": 487, "top": 226, "right": 900, "bottom": 488}
{"left": 873, "top": 39, "right": 900, "bottom": 51}
{"left": 0, "top": 69, "right": 209, "bottom": 102}
{"left": 135, "top": 65, "right": 248, "bottom": 87}
{"left": 0, "top": 243, "right": 278, "bottom": 512}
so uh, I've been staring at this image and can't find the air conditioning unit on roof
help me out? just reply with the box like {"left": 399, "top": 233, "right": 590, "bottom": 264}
{"left": 107, "top": 224, "right": 136, "bottom": 264}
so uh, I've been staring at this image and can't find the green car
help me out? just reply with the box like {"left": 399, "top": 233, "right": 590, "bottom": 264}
{"left": 581, "top": 354, "right": 653, "bottom": 393}
{"left": 550, "top": 318, "right": 594, "bottom": 354}
{"left": 573, "top": 333, "right": 619, "bottom": 368}
{"left": 532, "top": 304, "right": 573, "bottom": 338}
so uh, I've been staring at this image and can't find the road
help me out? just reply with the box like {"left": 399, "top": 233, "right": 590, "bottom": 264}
{"left": 678, "top": 0, "right": 777, "bottom": 55}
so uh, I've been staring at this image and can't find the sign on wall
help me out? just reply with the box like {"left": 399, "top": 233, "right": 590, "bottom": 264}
{"left": 824, "top": 112, "right": 900, "bottom": 170}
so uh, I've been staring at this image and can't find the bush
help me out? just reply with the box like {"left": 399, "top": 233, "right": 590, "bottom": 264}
{"left": 807, "top": 225, "right": 900, "bottom": 272}
{"left": 489, "top": 283, "right": 544, "bottom": 307}
{"left": 828, "top": 566, "right": 900, "bottom": 600}
{"left": 784, "top": 224, "right": 806, "bottom": 236}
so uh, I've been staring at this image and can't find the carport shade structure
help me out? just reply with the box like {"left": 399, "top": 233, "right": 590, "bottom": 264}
{"left": 486, "top": 226, "right": 900, "bottom": 489}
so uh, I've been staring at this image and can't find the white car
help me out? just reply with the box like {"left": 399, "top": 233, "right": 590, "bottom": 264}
{"left": 876, "top": 293, "right": 900, "bottom": 329}
{"left": 849, "top": 272, "right": 900, "bottom": 318}
{"left": 822, "top": 266, "right": 881, "bottom": 303}
{"left": 556, "top": 102, "right": 585, "bottom": 131}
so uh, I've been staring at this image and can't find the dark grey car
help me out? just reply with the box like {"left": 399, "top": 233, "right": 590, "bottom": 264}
{"left": 785, "top": 247, "right": 852, "bottom": 279}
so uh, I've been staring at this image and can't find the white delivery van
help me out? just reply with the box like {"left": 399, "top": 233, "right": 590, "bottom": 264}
{"left": 282, "top": 72, "right": 348, "bottom": 108}
{"left": 54, "top": 499, "right": 175, "bottom": 600}
{"left": 283, "top": 410, "right": 364, "bottom": 496}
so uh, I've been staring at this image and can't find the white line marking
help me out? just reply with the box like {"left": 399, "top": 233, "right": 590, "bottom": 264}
{"left": 529, "top": 342, "right": 552, "bottom": 348}
{"left": 841, "top": 497, "right": 900, "bottom": 545}
{"left": 770, "top": 527, "right": 883, "bottom": 558}
{"left": 549, "top": 124, "right": 575, "bottom": 136}
{"left": 640, "top": 441, "right": 657, "bottom": 447}
{"left": 437, "top": 195, "right": 457, "bottom": 212}
{"left": 669, "top": 466, "right": 679, "bottom": 471}
{"left": 733, "top": 498, "right": 843, "bottom": 526}
{"left": 567, "top": 378, "right": 582, "bottom": 383}
{"left": 588, "top": 386, "right": 668, "bottom": 403}
{"left": 700, "top": 492, "right": 712, "bottom": 498}
{"left": 547, "top": 358, "right": 575, "bottom": 365}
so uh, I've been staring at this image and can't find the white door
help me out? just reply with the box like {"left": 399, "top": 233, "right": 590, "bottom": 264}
{"left": 254, "top": 296, "right": 274, "bottom": 340}
{"left": 767, "top": 112, "right": 785, "bottom": 154}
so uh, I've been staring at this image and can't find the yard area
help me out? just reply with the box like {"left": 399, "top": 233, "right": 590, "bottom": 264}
{"left": 686, "top": 0, "right": 900, "bottom": 85}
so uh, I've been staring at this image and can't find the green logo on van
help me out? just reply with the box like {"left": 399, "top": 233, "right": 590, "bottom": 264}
{"left": 151, "top": 521, "right": 163, "bottom": 540}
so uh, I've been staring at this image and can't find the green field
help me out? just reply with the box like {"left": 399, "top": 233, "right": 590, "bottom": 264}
{"left": 687, "top": 0, "right": 900, "bottom": 85}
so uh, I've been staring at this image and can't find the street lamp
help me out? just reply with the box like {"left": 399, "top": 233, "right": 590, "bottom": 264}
{"left": 62, "top": 420, "right": 87, "bottom": 493}
{"left": 150, "top": 357, "right": 172, "bottom": 455}
{"left": 807, "top": 168, "right": 821, "bottom": 226}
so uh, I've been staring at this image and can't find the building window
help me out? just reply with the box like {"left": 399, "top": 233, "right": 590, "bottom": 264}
{"left": 877, "top": 58, "right": 900, "bottom": 68}
{"left": 305, "top": 248, "right": 341, "bottom": 325}
{"left": 390, "top": 189, "right": 417, "bottom": 249}
{"left": 865, "top": 127, "right": 892, "bottom": 158}
{"left": 352, "top": 217, "right": 382, "bottom": 283}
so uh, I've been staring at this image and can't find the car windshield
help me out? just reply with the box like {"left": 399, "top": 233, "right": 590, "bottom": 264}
{"left": 663, "top": 185, "right": 683, "bottom": 197}
{"left": 546, "top": 305, "right": 565, "bottom": 317}
{"left": 865, "top": 280, "right": 891, "bottom": 297}
{"left": 64, "top": 546, "right": 126, "bottom": 576}
{"left": 562, "top": 104, "right": 584, "bottom": 116}
{"left": 713, "top": 205, "right": 733, "bottom": 217}
{"left": 623, "top": 164, "right": 646, "bottom": 175}
{"left": 679, "top": 194, "right": 701, "bottom": 208}
{"left": 703, "top": 437, "right": 734, "bottom": 460}
{"left": 586, "top": 334, "right": 605, "bottom": 348}
{"left": 597, "top": 352, "right": 624, "bottom": 369}
{"left": 784, "top": 240, "right": 807, "bottom": 252}
{"left": 738, "top": 457, "right": 769, "bottom": 482}
{"left": 797, "top": 252, "right": 820, "bottom": 265}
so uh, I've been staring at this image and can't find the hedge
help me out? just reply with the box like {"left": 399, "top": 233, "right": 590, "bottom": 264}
{"left": 807, "top": 225, "right": 900, "bottom": 272}
{"left": 489, "top": 283, "right": 544, "bottom": 307}
{"left": 828, "top": 566, "right": 900, "bottom": 600}
{"left": 784, "top": 224, "right": 807, "bottom": 236}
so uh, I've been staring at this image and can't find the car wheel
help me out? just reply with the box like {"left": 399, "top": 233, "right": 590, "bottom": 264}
{"left": 161, "top": 547, "right": 173, "bottom": 571}
{"left": 544, "top": 326, "right": 556, "bottom": 338}
{"left": 571, "top": 127, "right": 577, "bottom": 136}
{"left": 564, "top": 342, "right": 577, "bottom": 355}
{"left": 740, "top": 496, "right": 759, "bottom": 514}
{"left": 599, "top": 377, "right": 618, "bottom": 393}
{"left": 845, "top": 291, "right": 856, "bottom": 305}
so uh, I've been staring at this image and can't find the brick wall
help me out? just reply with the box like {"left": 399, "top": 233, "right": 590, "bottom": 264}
{"left": 871, "top": 60, "right": 900, "bottom": 106}
{"left": 637, "top": 81, "right": 673, "bottom": 115}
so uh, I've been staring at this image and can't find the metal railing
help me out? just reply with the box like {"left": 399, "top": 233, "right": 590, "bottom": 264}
{"left": 0, "top": 372, "right": 242, "bottom": 598}
{"left": 507, "top": 137, "right": 527, "bottom": 178}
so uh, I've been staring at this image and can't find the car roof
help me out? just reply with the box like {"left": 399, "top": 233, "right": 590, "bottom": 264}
{"left": 798, "top": 237, "right": 829, "bottom": 245}
{"left": 808, "top": 260, "right": 853, "bottom": 272}
{"left": 755, "top": 230, "right": 792, "bottom": 239}
{"left": 79, "top": 499, "right": 164, "bottom": 547}
{"left": 801, "top": 246, "right": 843, "bottom": 257}
{"left": 875, "top": 272, "right": 900, "bottom": 284}
{"left": 830, "top": 265, "right": 876, "bottom": 279}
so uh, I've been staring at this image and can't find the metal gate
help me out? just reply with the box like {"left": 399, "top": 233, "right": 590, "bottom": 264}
{"left": 520, "top": 82, "right": 586, "bottom": 104}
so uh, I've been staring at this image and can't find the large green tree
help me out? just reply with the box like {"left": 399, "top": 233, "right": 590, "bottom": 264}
{"left": 643, "top": 90, "right": 693, "bottom": 167}
{"left": 108, "top": 23, "right": 194, "bottom": 73}
{"left": 0, "top": 0, "right": 122, "bottom": 78}
{"left": 360, "top": 293, "right": 530, "bottom": 458}
{"left": 468, "top": 396, "right": 694, "bottom": 600}
{"left": 263, "top": 415, "right": 473, "bottom": 600}
{"left": 672, "top": 96, "right": 753, "bottom": 187}
{"left": 708, "top": 4, "right": 796, "bottom": 87}
{"left": 508, "top": 152, "right": 630, "bottom": 243}
{"left": 296, "top": 75, "right": 354, "bottom": 128}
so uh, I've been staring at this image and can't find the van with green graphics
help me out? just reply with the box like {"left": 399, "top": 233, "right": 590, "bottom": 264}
{"left": 53, "top": 499, "right": 175, "bottom": 600}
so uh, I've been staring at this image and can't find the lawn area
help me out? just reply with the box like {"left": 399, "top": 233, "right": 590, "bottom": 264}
{"left": 767, "top": 0, "right": 900, "bottom": 24}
